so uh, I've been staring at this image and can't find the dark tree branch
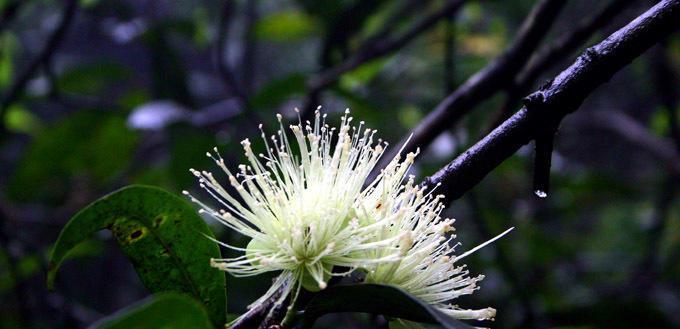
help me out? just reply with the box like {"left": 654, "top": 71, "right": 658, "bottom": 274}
{"left": 489, "top": 0, "right": 638, "bottom": 130}
{"left": 300, "top": 0, "right": 470, "bottom": 120}
{"left": 0, "top": 0, "right": 78, "bottom": 136}
{"left": 379, "top": 0, "right": 566, "bottom": 168}
{"left": 423, "top": 0, "right": 680, "bottom": 201}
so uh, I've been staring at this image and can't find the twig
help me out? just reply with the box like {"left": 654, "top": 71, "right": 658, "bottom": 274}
{"left": 300, "top": 0, "right": 470, "bottom": 120}
{"left": 0, "top": 0, "right": 78, "bottom": 136}
{"left": 488, "top": 0, "right": 638, "bottom": 130}
{"left": 422, "top": 0, "right": 680, "bottom": 201}
{"left": 378, "top": 0, "right": 567, "bottom": 169}
{"left": 230, "top": 286, "right": 285, "bottom": 329}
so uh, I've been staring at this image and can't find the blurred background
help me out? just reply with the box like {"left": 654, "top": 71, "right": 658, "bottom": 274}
{"left": 0, "top": 0, "right": 678, "bottom": 328}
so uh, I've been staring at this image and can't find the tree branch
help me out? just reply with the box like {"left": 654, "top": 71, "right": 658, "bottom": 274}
{"left": 300, "top": 0, "right": 469, "bottom": 120}
{"left": 489, "top": 0, "right": 638, "bottom": 129}
{"left": 423, "top": 0, "right": 680, "bottom": 201}
{"left": 0, "top": 0, "right": 78, "bottom": 136}
{"left": 379, "top": 0, "right": 567, "bottom": 169}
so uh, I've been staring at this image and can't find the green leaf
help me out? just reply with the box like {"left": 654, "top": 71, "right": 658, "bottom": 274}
{"left": 91, "top": 293, "right": 213, "bottom": 329}
{"left": 338, "top": 57, "right": 389, "bottom": 90}
{"left": 47, "top": 185, "right": 226, "bottom": 327}
{"left": 302, "top": 284, "right": 475, "bottom": 329}
{"left": 8, "top": 112, "right": 137, "bottom": 203}
{"left": 5, "top": 105, "right": 42, "bottom": 135}
{"left": 254, "top": 11, "right": 320, "bottom": 41}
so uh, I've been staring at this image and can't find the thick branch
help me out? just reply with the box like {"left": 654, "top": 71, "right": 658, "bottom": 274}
{"left": 0, "top": 0, "right": 78, "bottom": 135}
{"left": 423, "top": 0, "right": 680, "bottom": 201}
{"left": 300, "top": 0, "right": 469, "bottom": 119}
{"left": 380, "top": 0, "right": 566, "bottom": 168}
{"left": 490, "top": 0, "right": 637, "bottom": 129}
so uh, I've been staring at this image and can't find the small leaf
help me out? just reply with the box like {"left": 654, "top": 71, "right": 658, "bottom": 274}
{"left": 338, "top": 58, "right": 389, "bottom": 90}
{"left": 47, "top": 185, "right": 226, "bottom": 327}
{"left": 303, "top": 284, "right": 475, "bottom": 329}
{"left": 91, "top": 293, "right": 213, "bottom": 329}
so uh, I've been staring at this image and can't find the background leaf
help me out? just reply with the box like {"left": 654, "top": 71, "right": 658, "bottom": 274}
{"left": 303, "top": 283, "right": 476, "bottom": 329}
{"left": 254, "top": 11, "right": 320, "bottom": 41}
{"left": 47, "top": 185, "right": 226, "bottom": 327}
{"left": 91, "top": 293, "right": 213, "bottom": 329}
{"left": 8, "top": 112, "right": 137, "bottom": 203}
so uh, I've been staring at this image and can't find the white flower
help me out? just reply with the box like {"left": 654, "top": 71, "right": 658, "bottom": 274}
{"left": 185, "top": 108, "right": 511, "bottom": 326}
{"left": 362, "top": 165, "right": 513, "bottom": 322}
{"left": 184, "top": 109, "right": 405, "bottom": 309}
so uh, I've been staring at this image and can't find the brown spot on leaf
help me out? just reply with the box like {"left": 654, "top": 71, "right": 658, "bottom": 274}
{"left": 130, "top": 230, "right": 143, "bottom": 239}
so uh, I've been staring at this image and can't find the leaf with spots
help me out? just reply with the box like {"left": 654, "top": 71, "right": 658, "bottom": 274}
{"left": 47, "top": 185, "right": 226, "bottom": 327}
{"left": 91, "top": 292, "right": 213, "bottom": 329}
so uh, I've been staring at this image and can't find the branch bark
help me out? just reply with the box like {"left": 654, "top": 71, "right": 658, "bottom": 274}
{"left": 423, "top": 0, "right": 680, "bottom": 201}
{"left": 379, "top": 0, "right": 566, "bottom": 169}
{"left": 489, "top": 0, "right": 638, "bottom": 129}
{"left": 0, "top": 0, "right": 78, "bottom": 136}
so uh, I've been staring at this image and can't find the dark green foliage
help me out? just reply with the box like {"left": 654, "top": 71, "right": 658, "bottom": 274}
{"left": 303, "top": 284, "right": 476, "bottom": 329}
{"left": 47, "top": 185, "right": 226, "bottom": 327}
{"left": 8, "top": 112, "right": 137, "bottom": 203}
{"left": 90, "top": 293, "right": 213, "bottom": 329}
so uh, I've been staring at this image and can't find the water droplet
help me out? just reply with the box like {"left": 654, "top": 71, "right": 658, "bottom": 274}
{"left": 534, "top": 190, "right": 547, "bottom": 198}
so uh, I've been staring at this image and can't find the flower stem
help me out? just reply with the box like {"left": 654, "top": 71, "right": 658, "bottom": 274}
{"left": 281, "top": 280, "right": 303, "bottom": 328}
